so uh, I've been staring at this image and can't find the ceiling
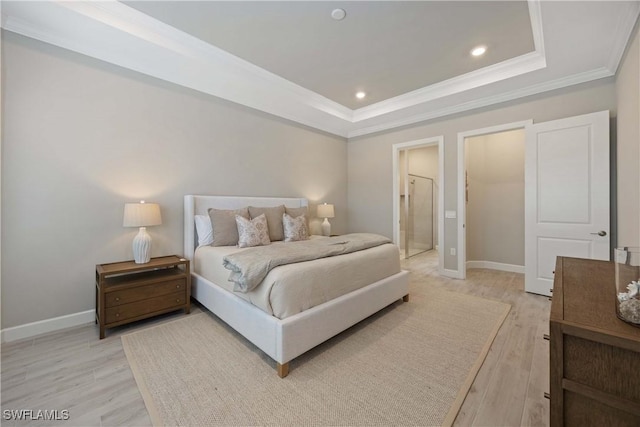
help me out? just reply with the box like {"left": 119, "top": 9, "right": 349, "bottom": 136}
{"left": 2, "top": 1, "right": 639, "bottom": 138}
{"left": 123, "top": 1, "right": 535, "bottom": 109}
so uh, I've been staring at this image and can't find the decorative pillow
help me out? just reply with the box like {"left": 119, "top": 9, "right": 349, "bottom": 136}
{"left": 283, "top": 213, "right": 309, "bottom": 242}
{"left": 208, "top": 207, "right": 250, "bottom": 247}
{"left": 248, "top": 205, "right": 285, "bottom": 241}
{"left": 194, "top": 215, "right": 213, "bottom": 247}
{"left": 236, "top": 214, "right": 271, "bottom": 248}
{"left": 285, "top": 206, "right": 308, "bottom": 219}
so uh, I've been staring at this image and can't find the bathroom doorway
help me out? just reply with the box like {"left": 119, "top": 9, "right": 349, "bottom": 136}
{"left": 392, "top": 137, "right": 444, "bottom": 270}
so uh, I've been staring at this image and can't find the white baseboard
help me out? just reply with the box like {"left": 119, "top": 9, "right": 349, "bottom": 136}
{"left": 466, "top": 260, "right": 525, "bottom": 274}
{"left": 441, "top": 268, "right": 464, "bottom": 279}
{"left": 1, "top": 310, "right": 95, "bottom": 343}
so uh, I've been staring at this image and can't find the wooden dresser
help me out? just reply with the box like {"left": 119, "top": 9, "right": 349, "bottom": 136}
{"left": 550, "top": 257, "right": 640, "bottom": 426}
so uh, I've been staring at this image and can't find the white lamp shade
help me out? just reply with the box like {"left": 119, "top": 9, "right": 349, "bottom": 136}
{"left": 123, "top": 202, "right": 162, "bottom": 227}
{"left": 317, "top": 203, "right": 335, "bottom": 219}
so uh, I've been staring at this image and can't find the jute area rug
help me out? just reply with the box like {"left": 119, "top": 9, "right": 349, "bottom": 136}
{"left": 122, "top": 286, "right": 510, "bottom": 426}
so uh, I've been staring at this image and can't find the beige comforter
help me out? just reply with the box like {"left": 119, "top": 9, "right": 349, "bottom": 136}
{"left": 195, "top": 238, "right": 400, "bottom": 319}
{"left": 223, "top": 233, "right": 391, "bottom": 292}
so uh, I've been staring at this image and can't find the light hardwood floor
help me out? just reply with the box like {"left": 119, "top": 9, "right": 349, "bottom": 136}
{"left": 1, "top": 251, "right": 550, "bottom": 426}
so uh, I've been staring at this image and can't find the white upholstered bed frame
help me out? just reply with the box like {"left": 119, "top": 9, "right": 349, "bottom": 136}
{"left": 184, "top": 195, "right": 409, "bottom": 377}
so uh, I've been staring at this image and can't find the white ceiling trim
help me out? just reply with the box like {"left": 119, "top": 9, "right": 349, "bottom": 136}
{"left": 605, "top": 1, "right": 640, "bottom": 73}
{"left": 347, "top": 67, "right": 614, "bottom": 139}
{"left": 352, "top": 51, "right": 546, "bottom": 122}
{"left": 352, "top": 0, "right": 547, "bottom": 122}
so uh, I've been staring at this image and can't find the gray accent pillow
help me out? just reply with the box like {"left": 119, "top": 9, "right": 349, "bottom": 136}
{"left": 208, "top": 207, "right": 249, "bottom": 246}
{"left": 248, "top": 205, "right": 285, "bottom": 241}
{"left": 284, "top": 206, "right": 308, "bottom": 219}
{"left": 285, "top": 206, "right": 308, "bottom": 232}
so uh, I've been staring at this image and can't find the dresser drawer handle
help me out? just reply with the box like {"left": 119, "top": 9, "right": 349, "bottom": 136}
{"left": 176, "top": 299, "right": 181, "bottom": 303}
{"left": 176, "top": 285, "right": 181, "bottom": 289}
{"left": 543, "top": 334, "right": 550, "bottom": 341}
{"left": 115, "top": 297, "right": 120, "bottom": 302}
{"left": 115, "top": 313, "right": 120, "bottom": 317}
{"left": 544, "top": 392, "right": 550, "bottom": 400}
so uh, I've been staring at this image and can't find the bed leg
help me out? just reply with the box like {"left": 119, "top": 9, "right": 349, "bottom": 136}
{"left": 277, "top": 362, "right": 290, "bottom": 378}
{"left": 402, "top": 294, "right": 410, "bottom": 302}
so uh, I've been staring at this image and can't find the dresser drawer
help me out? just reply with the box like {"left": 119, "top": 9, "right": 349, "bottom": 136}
{"left": 564, "top": 335, "right": 640, "bottom": 402}
{"left": 564, "top": 390, "right": 640, "bottom": 427}
{"left": 105, "top": 291, "right": 186, "bottom": 324}
{"left": 106, "top": 278, "right": 186, "bottom": 307}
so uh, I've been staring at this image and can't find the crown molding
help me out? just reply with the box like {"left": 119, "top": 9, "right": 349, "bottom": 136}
{"left": 352, "top": 0, "right": 547, "bottom": 122}
{"left": 347, "top": 67, "right": 614, "bottom": 138}
{"left": 605, "top": 0, "right": 640, "bottom": 74}
{"left": 352, "top": 51, "right": 546, "bottom": 122}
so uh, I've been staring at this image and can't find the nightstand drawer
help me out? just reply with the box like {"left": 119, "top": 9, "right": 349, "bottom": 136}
{"left": 105, "top": 291, "right": 186, "bottom": 324}
{"left": 106, "top": 279, "right": 186, "bottom": 307}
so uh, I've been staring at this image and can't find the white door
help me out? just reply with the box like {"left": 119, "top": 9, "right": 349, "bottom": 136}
{"left": 525, "top": 111, "right": 610, "bottom": 296}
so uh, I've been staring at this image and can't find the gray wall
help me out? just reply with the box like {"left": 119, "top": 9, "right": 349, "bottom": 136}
{"left": 1, "top": 32, "right": 347, "bottom": 328}
{"left": 615, "top": 22, "right": 640, "bottom": 248}
{"left": 348, "top": 79, "right": 617, "bottom": 271}
{"left": 466, "top": 130, "right": 525, "bottom": 266}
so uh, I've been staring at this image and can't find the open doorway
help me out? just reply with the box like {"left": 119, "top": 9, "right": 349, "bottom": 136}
{"left": 392, "top": 137, "right": 444, "bottom": 272}
{"left": 456, "top": 121, "right": 531, "bottom": 279}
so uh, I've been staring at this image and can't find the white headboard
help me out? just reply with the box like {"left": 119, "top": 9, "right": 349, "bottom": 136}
{"left": 184, "top": 195, "right": 308, "bottom": 267}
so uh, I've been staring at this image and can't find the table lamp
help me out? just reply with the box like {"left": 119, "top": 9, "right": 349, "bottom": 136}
{"left": 123, "top": 201, "right": 162, "bottom": 264}
{"left": 317, "top": 203, "right": 335, "bottom": 237}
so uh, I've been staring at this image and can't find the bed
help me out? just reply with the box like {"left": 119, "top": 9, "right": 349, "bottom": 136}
{"left": 184, "top": 195, "right": 410, "bottom": 377}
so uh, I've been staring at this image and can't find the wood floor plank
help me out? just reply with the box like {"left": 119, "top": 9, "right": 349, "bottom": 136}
{"left": 520, "top": 317, "right": 551, "bottom": 426}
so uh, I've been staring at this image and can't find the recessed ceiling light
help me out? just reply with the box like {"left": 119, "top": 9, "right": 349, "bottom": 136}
{"left": 355, "top": 91, "right": 366, "bottom": 99}
{"left": 331, "top": 8, "right": 346, "bottom": 21}
{"left": 471, "top": 45, "right": 487, "bottom": 57}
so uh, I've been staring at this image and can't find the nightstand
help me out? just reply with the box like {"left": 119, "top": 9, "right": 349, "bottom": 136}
{"left": 95, "top": 255, "right": 190, "bottom": 339}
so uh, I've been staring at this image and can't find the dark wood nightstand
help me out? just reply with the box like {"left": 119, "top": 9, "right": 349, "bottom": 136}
{"left": 95, "top": 255, "right": 190, "bottom": 339}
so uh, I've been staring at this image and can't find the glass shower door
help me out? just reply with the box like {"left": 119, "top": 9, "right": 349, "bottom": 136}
{"left": 405, "top": 174, "right": 434, "bottom": 258}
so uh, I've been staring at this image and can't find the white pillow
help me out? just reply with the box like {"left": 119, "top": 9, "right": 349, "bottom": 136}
{"left": 236, "top": 214, "right": 271, "bottom": 248}
{"left": 283, "top": 213, "right": 309, "bottom": 242}
{"left": 195, "top": 215, "right": 213, "bottom": 247}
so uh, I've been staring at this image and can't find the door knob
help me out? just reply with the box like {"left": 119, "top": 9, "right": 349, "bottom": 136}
{"left": 590, "top": 230, "right": 607, "bottom": 237}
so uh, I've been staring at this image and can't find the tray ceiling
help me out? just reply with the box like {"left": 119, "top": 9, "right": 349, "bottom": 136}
{"left": 2, "top": 1, "right": 639, "bottom": 138}
{"left": 124, "top": 1, "right": 535, "bottom": 109}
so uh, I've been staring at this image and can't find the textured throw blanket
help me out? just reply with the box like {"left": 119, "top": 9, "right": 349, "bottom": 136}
{"left": 223, "top": 233, "right": 391, "bottom": 293}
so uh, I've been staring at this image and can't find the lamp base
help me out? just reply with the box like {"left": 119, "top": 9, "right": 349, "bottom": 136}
{"left": 321, "top": 218, "right": 331, "bottom": 237}
{"left": 132, "top": 227, "right": 152, "bottom": 264}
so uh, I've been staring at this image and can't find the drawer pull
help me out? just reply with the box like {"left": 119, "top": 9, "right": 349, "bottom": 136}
{"left": 548, "top": 297, "right": 552, "bottom": 301}
{"left": 176, "top": 299, "right": 181, "bottom": 303}
{"left": 115, "top": 297, "right": 120, "bottom": 302}
{"left": 549, "top": 288, "right": 553, "bottom": 293}
{"left": 176, "top": 285, "right": 181, "bottom": 289}
{"left": 544, "top": 392, "right": 550, "bottom": 400}
{"left": 543, "top": 334, "right": 550, "bottom": 341}
{"left": 115, "top": 313, "right": 120, "bottom": 317}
